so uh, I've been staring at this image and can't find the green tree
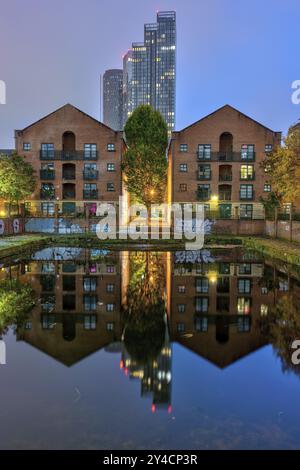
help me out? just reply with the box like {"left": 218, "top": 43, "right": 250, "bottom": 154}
{"left": 0, "top": 279, "right": 35, "bottom": 335}
{"left": 0, "top": 152, "right": 36, "bottom": 204}
{"left": 261, "top": 127, "right": 300, "bottom": 204}
{"left": 122, "top": 105, "right": 168, "bottom": 208}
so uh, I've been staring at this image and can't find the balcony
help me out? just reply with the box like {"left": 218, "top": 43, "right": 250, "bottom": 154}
{"left": 83, "top": 171, "right": 98, "bottom": 180}
{"left": 40, "top": 170, "right": 55, "bottom": 180}
{"left": 197, "top": 151, "right": 256, "bottom": 162}
{"left": 40, "top": 150, "right": 98, "bottom": 161}
{"left": 83, "top": 190, "right": 98, "bottom": 200}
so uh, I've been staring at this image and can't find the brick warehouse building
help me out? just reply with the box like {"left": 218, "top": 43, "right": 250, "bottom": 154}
{"left": 167, "top": 105, "right": 282, "bottom": 224}
{"left": 15, "top": 104, "right": 125, "bottom": 219}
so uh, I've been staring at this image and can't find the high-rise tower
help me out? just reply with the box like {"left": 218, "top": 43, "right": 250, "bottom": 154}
{"left": 103, "top": 69, "right": 123, "bottom": 131}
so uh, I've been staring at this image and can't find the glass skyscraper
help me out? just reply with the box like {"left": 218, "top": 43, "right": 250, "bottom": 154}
{"left": 123, "top": 11, "right": 176, "bottom": 133}
{"left": 103, "top": 69, "right": 123, "bottom": 131}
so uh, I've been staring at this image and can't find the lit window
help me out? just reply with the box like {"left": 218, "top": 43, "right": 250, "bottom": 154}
{"left": 107, "top": 163, "right": 115, "bottom": 172}
{"left": 260, "top": 304, "right": 269, "bottom": 316}
{"left": 240, "top": 165, "right": 254, "bottom": 180}
{"left": 237, "top": 297, "right": 251, "bottom": 315}
{"left": 107, "top": 143, "right": 115, "bottom": 152}
{"left": 180, "top": 144, "right": 188, "bottom": 152}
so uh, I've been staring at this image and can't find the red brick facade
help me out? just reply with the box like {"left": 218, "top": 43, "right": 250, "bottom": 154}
{"left": 168, "top": 105, "right": 282, "bottom": 220}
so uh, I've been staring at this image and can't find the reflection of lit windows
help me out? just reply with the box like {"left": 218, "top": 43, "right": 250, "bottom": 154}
{"left": 237, "top": 317, "right": 251, "bottom": 332}
{"left": 177, "top": 322, "right": 185, "bottom": 332}
{"left": 261, "top": 286, "right": 268, "bottom": 294}
{"left": 41, "top": 263, "right": 55, "bottom": 273}
{"left": 237, "top": 297, "right": 251, "bottom": 315}
{"left": 178, "top": 285, "right": 185, "bottom": 293}
{"left": 196, "top": 277, "right": 209, "bottom": 293}
{"left": 218, "top": 263, "right": 230, "bottom": 275}
{"left": 178, "top": 304, "right": 185, "bottom": 313}
{"left": 106, "top": 283, "right": 115, "bottom": 293}
{"left": 238, "top": 264, "right": 251, "bottom": 275}
{"left": 279, "top": 280, "right": 289, "bottom": 292}
{"left": 260, "top": 304, "right": 269, "bottom": 316}
{"left": 196, "top": 297, "right": 209, "bottom": 313}
{"left": 196, "top": 264, "right": 209, "bottom": 275}
{"left": 41, "top": 314, "right": 55, "bottom": 329}
{"left": 89, "top": 264, "right": 97, "bottom": 274}
{"left": 195, "top": 316, "right": 208, "bottom": 332}
{"left": 83, "top": 295, "right": 97, "bottom": 311}
{"left": 84, "top": 314, "right": 97, "bottom": 330}
{"left": 83, "top": 277, "right": 97, "bottom": 292}
{"left": 238, "top": 278, "right": 251, "bottom": 294}
{"left": 106, "top": 303, "right": 114, "bottom": 312}
{"left": 106, "top": 322, "right": 114, "bottom": 331}
{"left": 106, "top": 265, "right": 115, "bottom": 274}
{"left": 25, "top": 321, "right": 32, "bottom": 330}
{"left": 41, "top": 294, "right": 55, "bottom": 312}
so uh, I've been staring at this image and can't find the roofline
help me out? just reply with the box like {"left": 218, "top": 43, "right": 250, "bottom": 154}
{"left": 174, "top": 104, "right": 281, "bottom": 135}
{"left": 18, "top": 103, "right": 121, "bottom": 134}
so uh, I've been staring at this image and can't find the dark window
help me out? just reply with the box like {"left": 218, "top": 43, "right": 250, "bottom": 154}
{"left": 241, "top": 144, "right": 255, "bottom": 161}
{"left": 197, "top": 184, "right": 210, "bottom": 201}
{"left": 195, "top": 317, "right": 208, "bottom": 332}
{"left": 198, "top": 144, "right": 211, "bottom": 160}
{"left": 178, "top": 304, "right": 185, "bottom": 313}
{"left": 198, "top": 164, "right": 211, "bottom": 179}
{"left": 106, "top": 322, "right": 114, "bottom": 331}
{"left": 264, "top": 184, "right": 271, "bottom": 192}
{"left": 180, "top": 163, "right": 187, "bottom": 172}
{"left": 196, "top": 277, "right": 209, "bottom": 293}
{"left": 179, "top": 184, "right": 187, "bottom": 192}
{"left": 106, "top": 283, "right": 115, "bottom": 293}
{"left": 83, "top": 277, "right": 97, "bottom": 292}
{"left": 178, "top": 285, "right": 185, "bottom": 293}
{"left": 238, "top": 263, "right": 252, "bottom": 275}
{"left": 84, "top": 315, "right": 97, "bottom": 330}
{"left": 84, "top": 144, "right": 97, "bottom": 160}
{"left": 265, "top": 144, "right": 273, "bottom": 153}
{"left": 240, "top": 184, "right": 253, "bottom": 200}
{"left": 107, "top": 143, "right": 115, "bottom": 152}
{"left": 107, "top": 182, "right": 115, "bottom": 191}
{"left": 238, "top": 278, "right": 251, "bottom": 294}
{"left": 240, "top": 204, "right": 253, "bottom": 219}
{"left": 83, "top": 295, "right": 97, "bottom": 311}
{"left": 23, "top": 142, "right": 31, "bottom": 151}
{"left": 196, "top": 297, "right": 209, "bottom": 313}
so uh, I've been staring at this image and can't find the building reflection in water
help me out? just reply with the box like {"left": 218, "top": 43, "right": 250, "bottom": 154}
{"left": 0, "top": 246, "right": 300, "bottom": 411}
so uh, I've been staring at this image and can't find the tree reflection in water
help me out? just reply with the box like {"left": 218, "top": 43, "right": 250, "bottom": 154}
{"left": 122, "top": 252, "right": 167, "bottom": 364}
{"left": 0, "top": 279, "right": 35, "bottom": 335}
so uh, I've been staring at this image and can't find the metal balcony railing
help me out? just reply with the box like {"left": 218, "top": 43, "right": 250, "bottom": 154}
{"left": 196, "top": 171, "right": 211, "bottom": 180}
{"left": 219, "top": 174, "right": 232, "bottom": 182}
{"left": 197, "top": 151, "right": 256, "bottom": 162}
{"left": 40, "top": 150, "right": 98, "bottom": 161}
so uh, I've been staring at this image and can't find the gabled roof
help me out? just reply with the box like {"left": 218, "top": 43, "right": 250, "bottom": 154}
{"left": 174, "top": 104, "right": 279, "bottom": 135}
{"left": 19, "top": 103, "right": 118, "bottom": 133}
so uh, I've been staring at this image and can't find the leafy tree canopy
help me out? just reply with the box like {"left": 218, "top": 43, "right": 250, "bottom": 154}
{"left": 0, "top": 152, "right": 36, "bottom": 203}
{"left": 262, "top": 127, "right": 300, "bottom": 204}
{"left": 122, "top": 105, "right": 168, "bottom": 207}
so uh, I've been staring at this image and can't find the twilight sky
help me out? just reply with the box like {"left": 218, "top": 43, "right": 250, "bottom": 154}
{"left": 0, "top": 0, "right": 300, "bottom": 147}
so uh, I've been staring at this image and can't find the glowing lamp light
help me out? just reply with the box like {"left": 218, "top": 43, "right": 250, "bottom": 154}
{"left": 150, "top": 189, "right": 155, "bottom": 196}
{"left": 211, "top": 195, "right": 218, "bottom": 203}
{"left": 152, "top": 404, "right": 156, "bottom": 413}
{"left": 120, "top": 360, "right": 124, "bottom": 370}
{"left": 209, "top": 272, "right": 217, "bottom": 284}
{"left": 125, "top": 368, "right": 129, "bottom": 376}
{"left": 168, "top": 405, "right": 172, "bottom": 414}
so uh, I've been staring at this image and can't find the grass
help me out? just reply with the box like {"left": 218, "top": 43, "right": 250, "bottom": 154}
{"left": 242, "top": 237, "right": 300, "bottom": 266}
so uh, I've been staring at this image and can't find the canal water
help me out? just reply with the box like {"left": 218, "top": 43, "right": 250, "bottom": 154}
{"left": 0, "top": 246, "right": 300, "bottom": 450}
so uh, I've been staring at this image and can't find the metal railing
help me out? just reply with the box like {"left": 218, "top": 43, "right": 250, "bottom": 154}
{"left": 197, "top": 151, "right": 256, "bottom": 162}
{"left": 40, "top": 150, "right": 98, "bottom": 161}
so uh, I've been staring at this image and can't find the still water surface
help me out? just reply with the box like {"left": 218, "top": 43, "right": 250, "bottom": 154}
{"left": 0, "top": 246, "right": 300, "bottom": 450}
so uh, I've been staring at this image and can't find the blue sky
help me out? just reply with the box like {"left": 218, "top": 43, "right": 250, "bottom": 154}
{"left": 0, "top": 0, "right": 299, "bottom": 147}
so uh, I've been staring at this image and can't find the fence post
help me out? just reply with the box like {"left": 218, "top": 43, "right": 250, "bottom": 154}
{"left": 289, "top": 204, "right": 293, "bottom": 243}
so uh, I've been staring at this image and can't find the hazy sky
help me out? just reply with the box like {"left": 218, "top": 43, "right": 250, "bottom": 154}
{"left": 0, "top": 0, "right": 300, "bottom": 147}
